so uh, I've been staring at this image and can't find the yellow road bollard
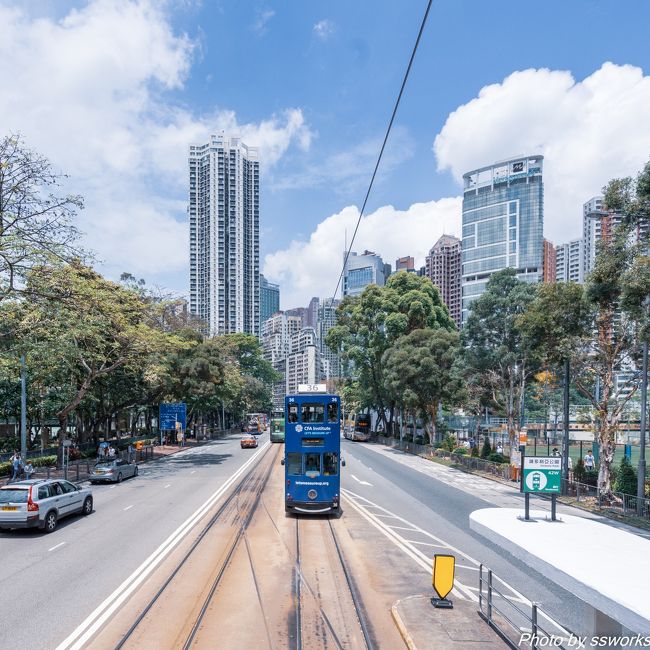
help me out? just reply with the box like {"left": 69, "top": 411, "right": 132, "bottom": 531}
{"left": 431, "top": 554, "right": 455, "bottom": 609}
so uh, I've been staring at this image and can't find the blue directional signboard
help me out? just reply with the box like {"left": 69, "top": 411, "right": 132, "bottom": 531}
{"left": 159, "top": 402, "right": 187, "bottom": 431}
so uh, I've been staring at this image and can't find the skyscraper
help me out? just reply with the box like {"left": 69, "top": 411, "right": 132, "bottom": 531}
{"left": 425, "top": 235, "right": 461, "bottom": 328}
{"left": 395, "top": 256, "right": 415, "bottom": 271}
{"left": 189, "top": 134, "right": 260, "bottom": 337}
{"left": 542, "top": 238, "right": 557, "bottom": 283}
{"left": 555, "top": 239, "right": 585, "bottom": 283}
{"left": 259, "top": 274, "right": 280, "bottom": 331}
{"left": 343, "top": 250, "right": 391, "bottom": 297}
{"left": 317, "top": 298, "right": 341, "bottom": 379}
{"left": 461, "top": 155, "right": 544, "bottom": 325}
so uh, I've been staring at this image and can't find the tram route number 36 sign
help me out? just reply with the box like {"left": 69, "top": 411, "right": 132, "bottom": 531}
{"left": 522, "top": 457, "right": 562, "bottom": 494}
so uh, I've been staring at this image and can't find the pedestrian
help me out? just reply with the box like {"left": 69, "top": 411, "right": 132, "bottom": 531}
{"left": 469, "top": 436, "right": 476, "bottom": 449}
{"left": 108, "top": 445, "right": 116, "bottom": 459}
{"left": 551, "top": 447, "right": 560, "bottom": 457}
{"left": 24, "top": 461, "right": 34, "bottom": 480}
{"left": 584, "top": 449, "right": 595, "bottom": 471}
{"left": 127, "top": 443, "right": 134, "bottom": 462}
{"left": 11, "top": 452, "right": 21, "bottom": 481}
{"left": 496, "top": 442, "right": 503, "bottom": 454}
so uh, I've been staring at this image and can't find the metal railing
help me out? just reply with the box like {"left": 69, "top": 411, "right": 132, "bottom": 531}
{"left": 478, "top": 564, "right": 575, "bottom": 649}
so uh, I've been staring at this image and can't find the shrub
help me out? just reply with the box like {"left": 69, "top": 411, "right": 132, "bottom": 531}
{"left": 487, "top": 452, "right": 507, "bottom": 464}
{"left": 583, "top": 469, "right": 599, "bottom": 487}
{"left": 452, "top": 447, "right": 468, "bottom": 456}
{"left": 442, "top": 434, "right": 456, "bottom": 452}
{"left": 614, "top": 455, "right": 637, "bottom": 495}
{"left": 573, "top": 458, "right": 586, "bottom": 482}
{"left": 471, "top": 445, "right": 479, "bottom": 457}
{"left": 480, "top": 438, "right": 492, "bottom": 459}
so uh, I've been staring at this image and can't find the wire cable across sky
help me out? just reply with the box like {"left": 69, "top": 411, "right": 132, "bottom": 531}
{"left": 329, "top": 0, "right": 434, "bottom": 306}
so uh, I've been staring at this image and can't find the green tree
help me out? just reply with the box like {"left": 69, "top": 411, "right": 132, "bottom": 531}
{"left": 519, "top": 160, "right": 650, "bottom": 497}
{"left": 7, "top": 261, "right": 180, "bottom": 451}
{"left": 383, "top": 328, "right": 463, "bottom": 443}
{"left": 327, "top": 271, "right": 455, "bottom": 431}
{"left": 614, "top": 455, "right": 637, "bottom": 496}
{"left": 0, "top": 134, "right": 83, "bottom": 301}
{"left": 461, "top": 268, "right": 537, "bottom": 445}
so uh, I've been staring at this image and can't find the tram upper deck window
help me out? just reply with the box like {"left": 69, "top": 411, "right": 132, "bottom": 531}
{"left": 287, "top": 452, "right": 302, "bottom": 476}
{"left": 287, "top": 404, "right": 298, "bottom": 423}
{"left": 323, "top": 452, "right": 338, "bottom": 476}
{"left": 301, "top": 403, "right": 324, "bottom": 423}
{"left": 327, "top": 402, "right": 338, "bottom": 423}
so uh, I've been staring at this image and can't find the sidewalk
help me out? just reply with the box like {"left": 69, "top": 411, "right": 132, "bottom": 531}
{"left": 392, "top": 594, "right": 507, "bottom": 649}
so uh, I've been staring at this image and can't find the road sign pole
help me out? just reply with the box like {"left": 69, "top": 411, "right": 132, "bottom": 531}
{"left": 551, "top": 494, "right": 557, "bottom": 521}
{"left": 524, "top": 492, "right": 530, "bottom": 521}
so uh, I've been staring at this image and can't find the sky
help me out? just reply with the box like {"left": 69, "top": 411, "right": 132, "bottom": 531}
{"left": 1, "top": 0, "right": 650, "bottom": 308}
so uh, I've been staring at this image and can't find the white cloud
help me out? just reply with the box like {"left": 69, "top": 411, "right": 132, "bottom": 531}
{"left": 252, "top": 9, "right": 275, "bottom": 35}
{"left": 0, "top": 1, "right": 313, "bottom": 283}
{"left": 434, "top": 63, "right": 650, "bottom": 243}
{"left": 313, "top": 19, "right": 334, "bottom": 41}
{"left": 263, "top": 198, "right": 462, "bottom": 308}
{"left": 273, "top": 125, "right": 414, "bottom": 194}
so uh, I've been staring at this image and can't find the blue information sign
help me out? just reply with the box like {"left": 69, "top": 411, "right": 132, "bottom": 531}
{"left": 159, "top": 403, "right": 187, "bottom": 430}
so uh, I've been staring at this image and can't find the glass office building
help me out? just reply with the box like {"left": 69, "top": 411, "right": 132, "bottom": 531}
{"left": 259, "top": 274, "right": 280, "bottom": 333}
{"left": 461, "top": 155, "right": 544, "bottom": 325}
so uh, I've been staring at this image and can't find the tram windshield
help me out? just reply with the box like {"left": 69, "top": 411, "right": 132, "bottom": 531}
{"left": 287, "top": 453, "right": 302, "bottom": 475}
{"left": 327, "top": 403, "right": 338, "bottom": 423}
{"left": 287, "top": 404, "right": 298, "bottom": 423}
{"left": 304, "top": 453, "right": 321, "bottom": 476}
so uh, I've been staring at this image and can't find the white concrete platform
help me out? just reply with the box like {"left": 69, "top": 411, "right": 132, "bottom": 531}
{"left": 469, "top": 508, "right": 650, "bottom": 634}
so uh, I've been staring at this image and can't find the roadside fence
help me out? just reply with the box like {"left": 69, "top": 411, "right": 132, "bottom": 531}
{"left": 479, "top": 564, "right": 574, "bottom": 649}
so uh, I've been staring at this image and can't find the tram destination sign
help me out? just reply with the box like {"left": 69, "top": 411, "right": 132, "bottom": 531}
{"left": 522, "top": 456, "right": 562, "bottom": 494}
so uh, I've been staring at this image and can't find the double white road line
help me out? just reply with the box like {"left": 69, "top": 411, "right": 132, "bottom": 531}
{"left": 56, "top": 441, "right": 270, "bottom": 650}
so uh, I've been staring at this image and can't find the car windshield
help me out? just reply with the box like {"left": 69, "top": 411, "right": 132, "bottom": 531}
{"left": 0, "top": 489, "right": 29, "bottom": 503}
{"left": 95, "top": 462, "right": 115, "bottom": 468}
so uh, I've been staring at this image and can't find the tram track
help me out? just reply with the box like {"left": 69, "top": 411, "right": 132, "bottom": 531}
{"left": 113, "top": 443, "right": 279, "bottom": 650}
{"left": 293, "top": 516, "right": 376, "bottom": 650}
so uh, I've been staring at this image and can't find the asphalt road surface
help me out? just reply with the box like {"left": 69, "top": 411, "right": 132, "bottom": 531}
{"left": 0, "top": 434, "right": 270, "bottom": 650}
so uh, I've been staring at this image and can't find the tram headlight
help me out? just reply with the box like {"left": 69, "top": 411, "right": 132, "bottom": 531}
{"left": 308, "top": 489, "right": 317, "bottom": 500}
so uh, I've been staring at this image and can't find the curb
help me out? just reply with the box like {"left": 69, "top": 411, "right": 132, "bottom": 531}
{"left": 391, "top": 598, "right": 418, "bottom": 650}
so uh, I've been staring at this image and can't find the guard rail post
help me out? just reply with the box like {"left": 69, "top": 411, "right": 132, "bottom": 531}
{"left": 487, "top": 569, "right": 493, "bottom": 623}
{"left": 531, "top": 603, "right": 539, "bottom": 649}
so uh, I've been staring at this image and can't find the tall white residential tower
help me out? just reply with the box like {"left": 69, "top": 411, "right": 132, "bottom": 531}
{"left": 189, "top": 135, "right": 260, "bottom": 336}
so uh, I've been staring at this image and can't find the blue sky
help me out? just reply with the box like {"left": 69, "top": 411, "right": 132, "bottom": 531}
{"left": 1, "top": 1, "right": 650, "bottom": 307}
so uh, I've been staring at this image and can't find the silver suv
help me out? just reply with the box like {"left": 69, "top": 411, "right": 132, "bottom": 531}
{"left": 0, "top": 479, "right": 93, "bottom": 533}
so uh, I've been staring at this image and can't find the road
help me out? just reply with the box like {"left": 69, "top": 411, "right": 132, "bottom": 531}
{"left": 2, "top": 433, "right": 638, "bottom": 649}
{"left": 339, "top": 438, "right": 594, "bottom": 637}
{"left": 0, "top": 434, "right": 270, "bottom": 650}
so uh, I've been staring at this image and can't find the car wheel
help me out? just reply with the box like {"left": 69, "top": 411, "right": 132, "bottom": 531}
{"left": 82, "top": 497, "right": 93, "bottom": 516}
{"left": 134, "top": 466, "right": 138, "bottom": 477}
{"left": 44, "top": 511, "right": 58, "bottom": 533}
{"left": 116, "top": 473, "right": 123, "bottom": 483}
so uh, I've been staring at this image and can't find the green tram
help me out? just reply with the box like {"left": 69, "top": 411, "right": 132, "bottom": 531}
{"left": 270, "top": 416, "right": 285, "bottom": 443}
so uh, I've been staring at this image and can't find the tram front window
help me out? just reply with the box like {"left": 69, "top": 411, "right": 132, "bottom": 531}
{"left": 301, "top": 403, "right": 324, "bottom": 423}
{"left": 323, "top": 452, "right": 338, "bottom": 476}
{"left": 287, "top": 453, "right": 302, "bottom": 475}
{"left": 327, "top": 403, "right": 338, "bottom": 423}
{"left": 304, "top": 453, "right": 321, "bottom": 476}
{"left": 288, "top": 404, "right": 298, "bottom": 423}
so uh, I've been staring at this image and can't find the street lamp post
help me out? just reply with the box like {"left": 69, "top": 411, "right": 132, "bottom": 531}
{"left": 20, "top": 355, "right": 27, "bottom": 460}
{"left": 562, "top": 358, "right": 570, "bottom": 496}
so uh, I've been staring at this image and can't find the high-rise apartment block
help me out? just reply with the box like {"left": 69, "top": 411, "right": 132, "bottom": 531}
{"left": 461, "top": 155, "right": 544, "bottom": 325}
{"left": 317, "top": 298, "right": 341, "bottom": 379}
{"left": 261, "top": 312, "right": 302, "bottom": 365}
{"left": 259, "top": 274, "right": 279, "bottom": 331}
{"left": 395, "top": 256, "right": 415, "bottom": 271}
{"left": 555, "top": 239, "right": 585, "bottom": 283}
{"left": 542, "top": 238, "right": 557, "bottom": 283}
{"left": 189, "top": 135, "right": 260, "bottom": 337}
{"left": 425, "top": 235, "right": 461, "bottom": 328}
{"left": 343, "top": 250, "right": 391, "bottom": 297}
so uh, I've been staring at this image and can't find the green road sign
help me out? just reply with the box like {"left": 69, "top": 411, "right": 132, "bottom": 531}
{"left": 522, "top": 457, "right": 562, "bottom": 494}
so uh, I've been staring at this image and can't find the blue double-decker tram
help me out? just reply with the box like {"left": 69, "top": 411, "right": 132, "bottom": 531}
{"left": 283, "top": 385, "right": 342, "bottom": 515}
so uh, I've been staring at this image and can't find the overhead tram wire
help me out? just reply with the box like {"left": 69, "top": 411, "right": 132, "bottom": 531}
{"left": 328, "top": 0, "right": 434, "bottom": 308}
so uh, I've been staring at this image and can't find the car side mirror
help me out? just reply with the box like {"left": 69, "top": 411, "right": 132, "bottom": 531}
{"left": 342, "top": 459, "right": 346, "bottom": 467}
{"left": 280, "top": 458, "right": 285, "bottom": 466}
